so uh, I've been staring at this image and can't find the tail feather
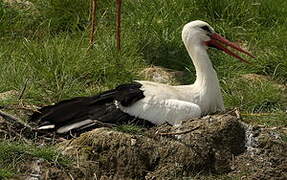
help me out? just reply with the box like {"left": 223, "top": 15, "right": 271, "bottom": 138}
{"left": 56, "top": 119, "right": 94, "bottom": 134}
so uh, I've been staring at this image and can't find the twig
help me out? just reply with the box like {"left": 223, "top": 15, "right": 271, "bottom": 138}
{"left": 88, "top": 0, "right": 97, "bottom": 50}
{"left": 94, "top": 173, "right": 98, "bottom": 180}
{"left": 0, "top": 129, "right": 8, "bottom": 134}
{"left": 115, "top": 0, "right": 122, "bottom": 50}
{"left": 45, "top": 169, "right": 49, "bottom": 180}
{"left": 18, "top": 79, "right": 29, "bottom": 100}
{"left": 15, "top": 131, "right": 32, "bottom": 144}
{"left": 89, "top": 0, "right": 93, "bottom": 22}
{"left": 234, "top": 108, "right": 241, "bottom": 119}
{"left": 68, "top": 173, "right": 75, "bottom": 180}
{"left": 241, "top": 112, "right": 275, "bottom": 116}
{"left": 91, "top": 119, "right": 116, "bottom": 128}
{"left": 0, "top": 110, "right": 22, "bottom": 123}
{"left": 76, "top": 151, "right": 80, "bottom": 168}
{"left": 15, "top": 105, "right": 40, "bottom": 113}
{"left": 0, "top": 110, "right": 33, "bottom": 130}
{"left": 157, "top": 125, "right": 201, "bottom": 136}
{"left": 75, "top": 119, "right": 115, "bottom": 133}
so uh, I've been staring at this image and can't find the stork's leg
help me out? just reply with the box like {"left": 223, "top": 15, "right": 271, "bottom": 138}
{"left": 115, "top": 0, "right": 122, "bottom": 50}
{"left": 89, "top": 0, "right": 97, "bottom": 49}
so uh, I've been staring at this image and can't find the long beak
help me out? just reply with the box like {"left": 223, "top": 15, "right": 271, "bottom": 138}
{"left": 206, "top": 33, "right": 255, "bottom": 64}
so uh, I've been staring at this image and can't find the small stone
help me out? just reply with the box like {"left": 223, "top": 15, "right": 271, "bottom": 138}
{"left": 130, "top": 138, "right": 136, "bottom": 146}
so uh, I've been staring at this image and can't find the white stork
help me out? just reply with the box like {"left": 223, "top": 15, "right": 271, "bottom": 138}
{"left": 30, "top": 20, "right": 254, "bottom": 134}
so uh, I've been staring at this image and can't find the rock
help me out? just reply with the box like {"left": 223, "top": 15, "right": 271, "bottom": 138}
{"left": 3, "top": 0, "right": 34, "bottom": 9}
{"left": 241, "top": 73, "right": 286, "bottom": 90}
{"left": 0, "top": 90, "right": 18, "bottom": 101}
{"left": 139, "top": 65, "right": 184, "bottom": 85}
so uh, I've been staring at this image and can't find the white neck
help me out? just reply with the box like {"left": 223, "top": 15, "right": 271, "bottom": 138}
{"left": 185, "top": 43, "right": 225, "bottom": 114}
{"left": 188, "top": 45, "right": 219, "bottom": 87}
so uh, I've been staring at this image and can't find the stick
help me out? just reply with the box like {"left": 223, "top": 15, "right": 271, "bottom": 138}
{"left": 234, "top": 108, "right": 241, "bottom": 119}
{"left": 18, "top": 79, "right": 29, "bottom": 100}
{"left": 0, "top": 110, "right": 33, "bottom": 130}
{"left": 93, "top": 119, "right": 116, "bottom": 128}
{"left": 15, "top": 106, "right": 40, "bottom": 113}
{"left": 115, "top": 0, "right": 122, "bottom": 50}
{"left": 157, "top": 125, "right": 201, "bottom": 136}
{"left": 88, "top": 0, "right": 97, "bottom": 50}
{"left": 241, "top": 112, "right": 274, "bottom": 116}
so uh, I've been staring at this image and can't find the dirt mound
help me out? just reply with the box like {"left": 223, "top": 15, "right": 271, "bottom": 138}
{"left": 57, "top": 112, "right": 246, "bottom": 179}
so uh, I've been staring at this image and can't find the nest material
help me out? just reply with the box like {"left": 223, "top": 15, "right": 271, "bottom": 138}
{"left": 58, "top": 111, "right": 246, "bottom": 179}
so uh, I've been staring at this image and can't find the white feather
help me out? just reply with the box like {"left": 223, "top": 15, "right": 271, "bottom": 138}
{"left": 38, "top": 124, "right": 55, "bottom": 130}
{"left": 57, "top": 119, "right": 94, "bottom": 134}
{"left": 119, "top": 98, "right": 201, "bottom": 125}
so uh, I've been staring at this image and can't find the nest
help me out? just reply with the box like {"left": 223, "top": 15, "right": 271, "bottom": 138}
{"left": 58, "top": 110, "right": 246, "bottom": 179}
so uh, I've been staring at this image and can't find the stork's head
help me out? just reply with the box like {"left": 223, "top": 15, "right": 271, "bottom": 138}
{"left": 182, "top": 20, "right": 255, "bottom": 63}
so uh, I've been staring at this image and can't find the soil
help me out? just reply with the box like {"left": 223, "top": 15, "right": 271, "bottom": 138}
{"left": 1, "top": 110, "right": 286, "bottom": 179}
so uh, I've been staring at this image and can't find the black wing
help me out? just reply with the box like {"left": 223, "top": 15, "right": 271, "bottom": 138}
{"left": 30, "top": 82, "right": 153, "bottom": 134}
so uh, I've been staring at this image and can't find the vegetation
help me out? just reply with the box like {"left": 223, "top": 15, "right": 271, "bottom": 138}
{"left": 0, "top": 140, "right": 71, "bottom": 178}
{"left": 0, "top": 0, "right": 286, "bottom": 178}
{"left": 114, "top": 124, "right": 145, "bottom": 134}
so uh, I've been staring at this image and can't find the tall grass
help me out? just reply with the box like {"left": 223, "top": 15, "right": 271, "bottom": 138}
{"left": 0, "top": 35, "right": 143, "bottom": 104}
{"left": 0, "top": 0, "right": 90, "bottom": 37}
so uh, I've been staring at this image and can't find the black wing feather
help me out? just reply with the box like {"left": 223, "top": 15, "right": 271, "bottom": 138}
{"left": 30, "top": 82, "right": 152, "bottom": 134}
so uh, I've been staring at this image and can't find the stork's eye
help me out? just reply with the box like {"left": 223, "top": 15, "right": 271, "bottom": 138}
{"left": 200, "top": 25, "right": 212, "bottom": 33}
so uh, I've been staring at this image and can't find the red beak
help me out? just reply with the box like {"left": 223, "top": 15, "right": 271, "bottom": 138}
{"left": 205, "top": 33, "right": 255, "bottom": 64}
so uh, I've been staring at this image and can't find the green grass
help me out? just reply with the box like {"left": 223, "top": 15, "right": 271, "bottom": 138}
{"left": 0, "top": 0, "right": 286, "bottom": 122}
{"left": 115, "top": 124, "right": 145, "bottom": 134}
{"left": 222, "top": 79, "right": 285, "bottom": 112}
{"left": 0, "top": 140, "right": 72, "bottom": 179}
{"left": 0, "top": 168, "right": 14, "bottom": 179}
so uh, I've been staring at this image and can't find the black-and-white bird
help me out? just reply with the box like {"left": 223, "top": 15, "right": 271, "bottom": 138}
{"left": 30, "top": 20, "right": 254, "bottom": 134}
